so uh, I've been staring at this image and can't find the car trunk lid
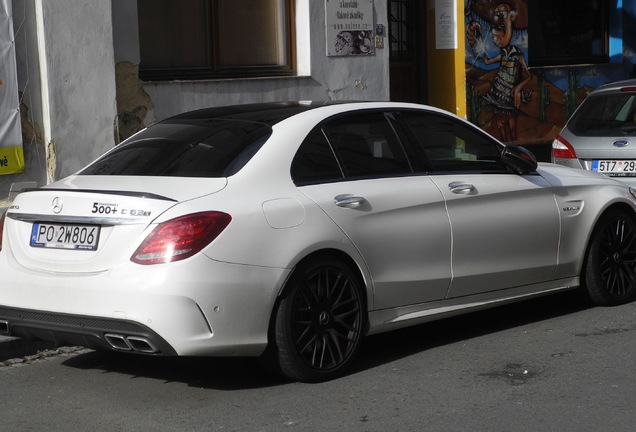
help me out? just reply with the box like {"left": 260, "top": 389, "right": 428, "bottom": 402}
{"left": 3, "top": 176, "right": 227, "bottom": 273}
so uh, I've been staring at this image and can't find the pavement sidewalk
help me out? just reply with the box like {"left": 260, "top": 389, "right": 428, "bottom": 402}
{"left": 0, "top": 335, "right": 56, "bottom": 362}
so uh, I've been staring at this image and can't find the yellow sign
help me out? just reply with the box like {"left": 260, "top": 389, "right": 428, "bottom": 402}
{"left": 0, "top": 145, "right": 24, "bottom": 175}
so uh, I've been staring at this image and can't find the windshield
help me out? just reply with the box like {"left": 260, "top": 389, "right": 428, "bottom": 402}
{"left": 80, "top": 120, "right": 271, "bottom": 177}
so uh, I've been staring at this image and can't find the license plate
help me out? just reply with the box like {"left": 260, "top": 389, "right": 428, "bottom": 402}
{"left": 592, "top": 160, "right": 636, "bottom": 175}
{"left": 30, "top": 223, "right": 101, "bottom": 251}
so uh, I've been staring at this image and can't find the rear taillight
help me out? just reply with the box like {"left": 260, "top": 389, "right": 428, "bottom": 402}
{"left": 0, "top": 212, "right": 5, "bottom": 252}
{"left": 131, "top": 211, "right": 231, "bottom": 265}
{"left": 552, "top": 135, "right": 577, "bottom": 159}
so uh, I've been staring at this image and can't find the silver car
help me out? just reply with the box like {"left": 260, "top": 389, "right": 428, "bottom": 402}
{"left": 553, "top": 79, "right": 636, "bottom": 185}
{"left": 1, "top": 101, "right": 636, "bottom": 383}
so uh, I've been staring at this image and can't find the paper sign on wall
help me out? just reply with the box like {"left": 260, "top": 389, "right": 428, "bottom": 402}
{"left": 325, "top": 0, "right": 375, "bottom": 56}
{"left": 435, "top": 0, "right": 457, "bottom": 50}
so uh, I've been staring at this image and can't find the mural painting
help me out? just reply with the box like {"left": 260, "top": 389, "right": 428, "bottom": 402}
{"left": 464, "top": 0, "right": 629, "bottom": 146}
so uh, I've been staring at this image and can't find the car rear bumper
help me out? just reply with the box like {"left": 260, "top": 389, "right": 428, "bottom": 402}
{"left": 0, "top": 253, "right": 290, "bottom": 357}
{"left": 0, "top": 306, "right": 177, "bottom": 355}
{"left": 553, "top": 157, "right": 636, "bottom": 186}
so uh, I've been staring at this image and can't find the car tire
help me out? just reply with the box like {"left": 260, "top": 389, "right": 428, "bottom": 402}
{"left": 272, "top": 257, "right": 364, "bottom": 382}
{"left": 584, "top": 209, "right": 636, "bottom": 306}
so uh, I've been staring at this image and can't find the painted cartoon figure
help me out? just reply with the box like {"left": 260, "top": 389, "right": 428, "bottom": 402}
{"left": 467, "top": 2, "right": 531, "bottom": 142}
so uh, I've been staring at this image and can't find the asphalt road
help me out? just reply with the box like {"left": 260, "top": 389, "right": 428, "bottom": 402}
{"left": 1, "top": 290, "right": 636, "bottom": 431}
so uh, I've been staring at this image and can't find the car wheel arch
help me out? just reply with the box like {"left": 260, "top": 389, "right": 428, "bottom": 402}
{"left": 267, "top": 248, "right": 371, "bottom": 342}
{"left": 262, "top": 248, "right": 371, "bottom": 381}
{"left": 279, "top": 249, "right": 370, "bottom": 314}
{"left": 582, "top": 202, "right": 636, "bottom": 261}
{"left": 581, "top": 203, "right": 636, "bottom": 305}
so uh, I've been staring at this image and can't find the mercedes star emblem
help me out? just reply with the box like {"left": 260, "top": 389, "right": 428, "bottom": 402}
{"left": 52, "top": 197, "right": 63, "bottom": 214}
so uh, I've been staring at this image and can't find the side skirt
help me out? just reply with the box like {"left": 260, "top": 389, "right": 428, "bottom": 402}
{"left": 367, "top": 277, "right": 580, "bottom": 336}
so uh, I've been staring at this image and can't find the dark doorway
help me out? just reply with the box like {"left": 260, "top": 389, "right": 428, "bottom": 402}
{"left": 389, "top": 0, "right": 427, "bottom": 103}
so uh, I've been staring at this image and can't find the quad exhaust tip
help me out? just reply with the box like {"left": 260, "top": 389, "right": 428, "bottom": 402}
{"left": 0, "top": 324, "right": 158, "bottom": 353}
{"left": 104, "top": 333, "right": 158, "bottom": 354}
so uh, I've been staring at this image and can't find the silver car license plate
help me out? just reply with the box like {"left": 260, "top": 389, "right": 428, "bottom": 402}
{"left": 30, "top": 223, "right": 100, "bottom": 251}
{"left": 592, "top": 160, "right": 636, "bottom": 175}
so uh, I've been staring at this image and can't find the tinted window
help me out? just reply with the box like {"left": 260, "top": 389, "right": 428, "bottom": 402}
{"left": 569, "top": 93, "right": 636, "bottom": 137}
{"left": 80, "top": 120, "right": 271, "bottom": 177}
{"left": 322, "top": 112, "right": 411, "bottom": 178}
{"left": 292, "top": 129, "right": 343, "bottom": 185}
{"left": 401, "top": 112, "right": 506, "bottom": 172}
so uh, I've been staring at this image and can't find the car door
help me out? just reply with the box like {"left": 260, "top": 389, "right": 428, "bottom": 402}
{"left": 293, "top": 111, "right": 452, "bottom": 310}
{"left": 400, "top": 111, "right": 561, "bottom": 298}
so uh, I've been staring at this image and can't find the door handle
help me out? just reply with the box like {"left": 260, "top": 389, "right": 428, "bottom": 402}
{"left": 334, "top": 194, "right": 366, "bottom": 208}
{"left": 448, "top": 181, "right": 476, "bottom": 195}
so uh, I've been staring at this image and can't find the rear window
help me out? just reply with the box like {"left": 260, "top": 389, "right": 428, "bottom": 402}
{"left": 80, "top": 120, "right": 271, "bottom": 177}
{"left": 569, "top": 93, "right": 636, "bottom": 137}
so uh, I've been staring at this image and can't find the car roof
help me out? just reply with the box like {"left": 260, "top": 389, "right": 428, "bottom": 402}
{"left": 593, "top": 79, "right": 636, "bottom": 94}
{"left": 165, "top": 101, "right": 362, "bottom": 127}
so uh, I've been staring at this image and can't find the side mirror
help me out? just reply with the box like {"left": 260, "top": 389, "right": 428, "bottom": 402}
{"left": 501, "top": 145, "right": 538, "bottom": 174}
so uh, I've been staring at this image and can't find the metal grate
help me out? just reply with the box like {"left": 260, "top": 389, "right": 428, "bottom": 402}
{"left": 389, "top": 0, "right": 415, "bottom": 61}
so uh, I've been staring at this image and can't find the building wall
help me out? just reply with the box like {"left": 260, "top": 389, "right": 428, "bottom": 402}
{"left": 1, "top": 0, "right": 389, "bottom": 204}
{"left": 41, "top": 0, "right": 118, "bottom": 180}
{"left": 1, "top": 0, "right": 118, "bottom": 204}
{"left": 112, "top": 0, "right": 390, "bottom": 125}
{"left": 4, "top": 0, "right": 636, "bottom": 201}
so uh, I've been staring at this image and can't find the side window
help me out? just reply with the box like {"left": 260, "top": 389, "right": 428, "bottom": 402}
{"left": 322, "top": 112, "right": 411, "bottom": 178}
{"left": 292, "top": 129, "right": 343, "bottom": 185}
{"left": 402, "top": 112, "right": 506, "bottom": 173}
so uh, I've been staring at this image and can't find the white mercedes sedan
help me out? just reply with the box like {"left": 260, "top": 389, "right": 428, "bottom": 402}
{"left": 1, "top": 101, "right": 636, "bottom": 382}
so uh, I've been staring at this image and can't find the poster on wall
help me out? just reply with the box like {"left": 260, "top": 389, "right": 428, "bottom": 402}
{"left": 325, "top": 0, "right": 375, "bottom": 56}
{"left": 0, "top": 0, "right": 23, "bottom": 175}
{"left": 435, "top": 0, "right": 457, "bottom": 49}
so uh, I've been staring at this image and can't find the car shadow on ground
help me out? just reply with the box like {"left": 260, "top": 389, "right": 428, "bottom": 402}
{"left": 353, "top": 290, "right": 590, "bottom": 372}
{"left": 61, "top": 290, "right": 591, "bottom": 390}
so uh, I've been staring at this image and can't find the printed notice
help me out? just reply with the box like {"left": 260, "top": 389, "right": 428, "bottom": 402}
{"left": 435, "top": 0, "right": 457, "bottom": 50}
{"left": 325, "top": 0, "right": 375, "bottom": 56}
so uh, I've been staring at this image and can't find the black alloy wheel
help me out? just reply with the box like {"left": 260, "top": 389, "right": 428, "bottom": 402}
{"left": 584, "top": 209, "right": 636, "bottom": 306}
{"left": 273, "top": 258, "right": 364, "bottom": 382}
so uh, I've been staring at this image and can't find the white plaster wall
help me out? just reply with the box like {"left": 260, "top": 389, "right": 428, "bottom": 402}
{"left": 112, "top": 0, "right": 390, "bottom": 123}
{"left": 40, "top": 0, "right": 118, "bottom": 179}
